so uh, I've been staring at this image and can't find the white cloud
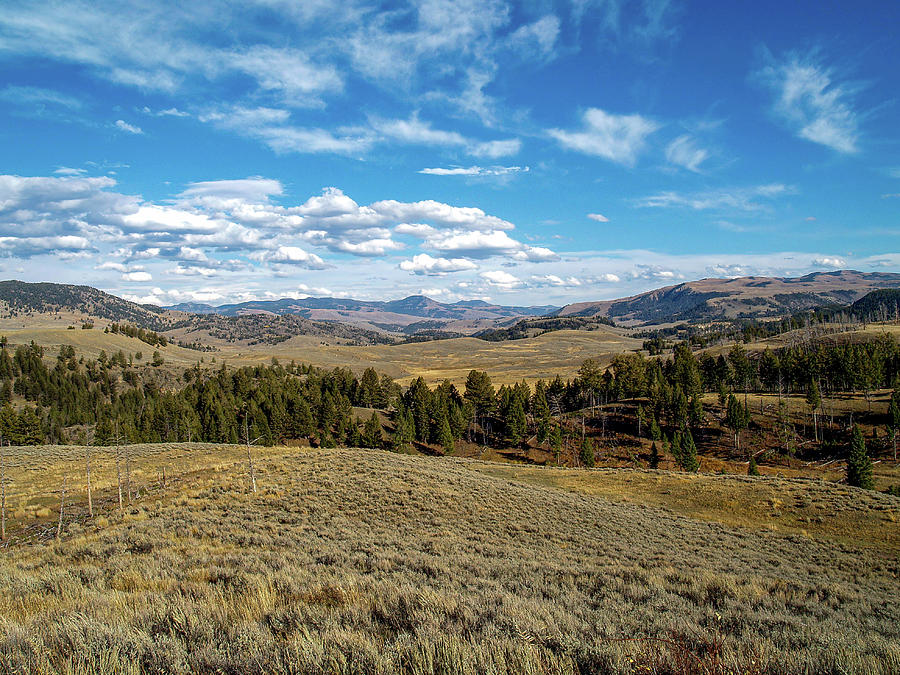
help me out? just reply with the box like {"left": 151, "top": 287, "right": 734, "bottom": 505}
{"left": 122, "top": 271, "right": 152, "bottom": 281}
{"left": 531, "top": 274, "right": 581, "bottom": 287}
{"left": 0, "top": 85, "right": 82, "bottom": 109}
{"left": 549, "top": 108, "right": 659, "bottom": 165}
{"left": 665, "top": 134, "right": 709, "bottom": 172}
{"left": 394, "top": 223, "right": 437, "bottom": 237}
{"left": 470, "top": 139, "right": 522, "bottom": 158}
{"left": 425, "top": 229, "right": 559, "bottom": 261}
{"left": 399, "top": 253, "right": 477, "bottom": 275}
{"left": 757, "top": 51, "right": 860, "bottom": 154}
{"left": 419, "top": 165, "right": 528, "bottom": 177}
{"left": 115, "top": 119, "right": 143, "bottom": 134}
{"left": 636, "top": 184, "right": 793, "bottom": 211}
{"left": 507, "top": 15, "right": 560, "bottom": 59}
{"left": 587, "top": 213, "right": 609, "bottom": 222}
{"left": 480, "top": 270, "right": 522, "bottom": 289}
{"left": 253, "top": 246, "right": 328, "bottom": 269}
{"left": 812, "top": 256, "right": 846, "bottom": 268}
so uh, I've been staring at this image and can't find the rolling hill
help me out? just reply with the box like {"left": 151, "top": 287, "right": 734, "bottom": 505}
{"left": 0, "top": 280, "right": 389, "bottom": 346}
{"left": 556, "top": 270, "right": 900, "bottom": 326}
{"left": 167, "top": 295, "right": 557, "bottom": 336}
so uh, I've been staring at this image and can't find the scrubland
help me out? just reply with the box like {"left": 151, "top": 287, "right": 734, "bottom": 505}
{"left": 1, "top": 446, "right": 898, "bottom": 674}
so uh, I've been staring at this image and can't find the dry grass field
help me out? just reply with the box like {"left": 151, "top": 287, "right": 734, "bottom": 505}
{"left": 0, "top": 325, "right": 642, "bottom": 386}
{"left": 1, "top": 444, "right": 898, "bottom": 674}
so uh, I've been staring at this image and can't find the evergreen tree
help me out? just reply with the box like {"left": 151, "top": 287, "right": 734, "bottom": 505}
{"left": 549, "top": 423, "right": 562, "bottom": 465}
{"left": 579, "top": 436, "right": 595, "bottom": 468}
{"left": 847, "top": 424, "right": 874, "bottom": 490}
{"left": 725, "top": 394, "right": 750, "bottom": 451}
{"left": 648, "top": 441, "right": 660, "bottom": 469}
{"left": 678, "top": 430, "right": 699, "bottom": 472}
{"left": 362, "top": 411, "right": 382, "bottom": 449}
{"left": 806, "top": 380, "right": 822, "bottom": 442}
{"left": 506, "top": 398, "right": 527, "bottom": 445}
{"left": 888, "top": 390, "right": 900, "bottom": 462}
{"left": 649, "top": 415, "right": 662, "bottom": 441}
{"left": 748, "top": 454, "right": 760, "bottom": 476}
{"left": 392, "top": 408, "right": 415, "bottom": 452}
{"left": 438, "top": 416, "right": 454, "bottom": 454}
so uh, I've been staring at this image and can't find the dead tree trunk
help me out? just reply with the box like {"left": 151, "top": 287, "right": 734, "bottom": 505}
{"left": 244, "top": 418, "right": 257, "bottom": 494}
{"left": 85, "top": 445, "right": 93, "bottom": 517}
{"left": 115, "top": 421, "right": 123, "bottom": 517}
{"left": 125, "top": 443, "right": 132, "bottom": 503}
{"left": 1, "top": 440, "right": 6, "bottom": 542}
{"left": 57, "top": 476, "right": 67, "bottom": 539}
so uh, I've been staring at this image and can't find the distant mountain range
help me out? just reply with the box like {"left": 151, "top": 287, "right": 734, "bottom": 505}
{"left": 1, "top": 270, "right": 899, "bottom": 346}
{"left": 166, "top": 295, "right": 557, "bottom": 336}
{"left": 554, "top": 270, "right": 900, "bottom": 326}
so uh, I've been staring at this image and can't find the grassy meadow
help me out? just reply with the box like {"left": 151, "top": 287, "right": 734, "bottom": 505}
{"left": 1, "top": 444, "right": 898, "bottom": 674}
{"left": 0, "top": 325, "right": 642, "bottom": 386}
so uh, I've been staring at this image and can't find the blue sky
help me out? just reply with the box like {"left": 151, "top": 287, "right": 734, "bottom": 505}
{"left": 0, "top": 0, "right": 897, "bottom": 306}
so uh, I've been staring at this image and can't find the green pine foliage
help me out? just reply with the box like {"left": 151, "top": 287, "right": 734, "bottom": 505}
{"left": 579, "top": 437, "right": 595, "bottom": 468}
{"left": 847, "top": 425, "right": 874, "bottom": 490}
{"left": 648, "top": 441, "right": 660, "bottom": 469}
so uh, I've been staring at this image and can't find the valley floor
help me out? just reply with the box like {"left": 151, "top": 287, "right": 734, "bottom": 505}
{"left": 1, "top": 446, "right": 898, "bottom": 674}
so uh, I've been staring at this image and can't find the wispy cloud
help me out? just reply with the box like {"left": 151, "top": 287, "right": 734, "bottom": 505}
{"left": 636, "top": 183, "right": 794, "bottom": 211}
{"left": 756, "top": 50, "right": 861, "bottom": 154}
{"left": 665, "top": 134, "right": 708, "bottom": 172}
{"left": 114, "top": 119, "right": 143, "bottom": 134}
{"left": 419, "top": 166, "right": 528, "bottom": 177}
{"left": 0, "top": 85, "right": 83, "bottom": 109}
{"left": 587, "top": 213, "right": 609, "bottom": 222}
{"left": 548, "top": 108, "right": 659, "bottom": 165}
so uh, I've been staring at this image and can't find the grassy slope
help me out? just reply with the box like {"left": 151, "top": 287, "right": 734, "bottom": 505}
{"left": 1, "top": 445, "right": 898, "bottom": 674}
{"left": 0, "top": 326, "right": 642, "bottom": 386}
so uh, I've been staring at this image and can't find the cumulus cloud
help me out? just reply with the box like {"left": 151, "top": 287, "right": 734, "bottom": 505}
{"left": 399, "top": 253, "right": 478, "bottom": 275}
{"left": 480, "top": 270, "right": 522, "bottom": 289}
{"left": 812, "top": 256, "right": 847, "bottom": 268}
{"left": 425, "top": 229, "right": 559, "bottom": 261}
{"left": 531, "top": 274, "right": 581, "bottom": 287}
{"left": 756, "top": 51, "right": 860, "bottom": 154}
{"left": 587, "top": 213, "right": 609, "bottom": 222}
{"left": 549, "top": 108, "right": 659, "bottom": 165}
{"left": 252, "top": 246, "right": 329, "bottom": 269}
{"left": 121, "top": 271, "right": 152, "bottom": 281}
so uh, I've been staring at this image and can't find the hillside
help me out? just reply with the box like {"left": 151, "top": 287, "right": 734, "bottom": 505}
{"left": 556, "top": 270, "right": 900, "bottom": 326}
{"left": 0, "top": 280, "right": 183, "bottom": 330}
{"left": 2, "top": 446, "right": 898, "bottom": 673}
{"left": 168, "top": 294, "right": 557, "bottom": 336}
{"left": 0, "top": 280, "right": 390, "bottom": 347}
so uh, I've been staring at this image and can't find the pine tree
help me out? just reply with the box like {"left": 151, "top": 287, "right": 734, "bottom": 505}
{"left": 579, "top": 436, "right": 595, "bottom": 468}
{"left": 363, "top": 411, "right": 382, "bottom": 449}
{"left": 748, "top": 454, "right": 760, "bottom": 476}
{"left": 725, "top": 394, "right": 750, "bottom": 451}
{"left": 392, "top": 408, "right": 415, "bottom": 452}
{"left": 648, "top": 441, "right": 660, "bottom": 469}
{"left": 438, "top": 416, "right": 454, "bottom": 454}
{"left": 678, "top": 430, "right": 700, "bottom": 472}
{"left": 889, "top": 390, "right": 900, "bottom": 462}
{"left": 806, "top": 380, "right": 821, "bottom": 442}
{"left": 549, "top": 424, "right": 562, "bottom": 465}
{"left": 847, "top": 424, "right": 874, "bottom": 490}
{"left": 506, "top": 398, "right": 527, "bottom": 445}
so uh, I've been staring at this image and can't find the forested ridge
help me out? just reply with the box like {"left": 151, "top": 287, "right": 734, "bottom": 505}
{"left": 0, "top": 330, "right": 897, "bottom": 481}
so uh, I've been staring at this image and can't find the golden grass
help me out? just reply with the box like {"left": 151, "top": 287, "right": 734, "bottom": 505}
{"left": 0, "top": 326, "right": 642, "bottom": 386}
{"left": 1, "top": 445, "right": 898, "bottom": 673}
{"left": 471, "top": 463, "right": 900, "bottom": 557}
